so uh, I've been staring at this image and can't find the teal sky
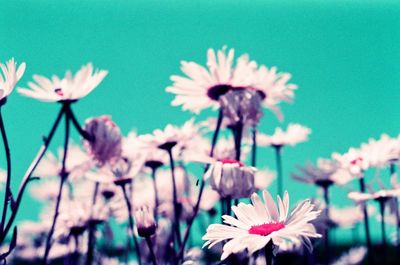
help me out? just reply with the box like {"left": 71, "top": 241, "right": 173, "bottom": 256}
{"left": 1, "top": 0, "right": 399, "bottom": 243}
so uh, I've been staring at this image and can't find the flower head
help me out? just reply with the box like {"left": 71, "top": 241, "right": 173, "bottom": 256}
{"left": 166, "top": 47, "right": 257, "bottom": 113}
{"left": 84, "top": 116, "right": 122, "bottom": 166}
{"left": 18, "top": 63, "right": 107, "bottom": 102}
{"left": 258, "top": 123, "right": 311, "bottom": 148}
{"left": 293, "top": 158, "right": 351, "bottom": 187}
{"left": 205, "top": 160, "right": 256, "bottom": 199}
{"left": 0, "top": 58, "right": 26, "bottom": 100}
{"left": 134, "top": 206, "right": 157, "bottom": 238}
{"left": 202, "top": 190, "right": 321, "bottom": 260}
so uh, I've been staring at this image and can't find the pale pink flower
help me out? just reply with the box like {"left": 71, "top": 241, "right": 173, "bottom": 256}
{"left": 258, "top": 123, "right": 311, "bottom": 147}
{"left": 166, "top": 47, "right": 257, "bottom": 113}
{"left": 18, "top": 63, "right": 107, "bottom": 102}
{"left": 0, "top": 58, "right": 26, "bottom": 100}
{"left": 205, "top": 160, "right": 256, "bottom": 199}
{"left": 202, "top": 191, "right": 321, "bottom": 260}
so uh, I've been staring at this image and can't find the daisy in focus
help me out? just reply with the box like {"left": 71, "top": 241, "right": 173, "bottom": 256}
{"left": 166, "top": 47, "right": 256, "bottom": 113}
{"left": 18, "top": 63, "right": 107, "bottom": 102}
{"left": 202, "top": 190, "right": 321, "bottom": 260}
{"left": 0, "top": 58, "right": 26, "bottom": 101}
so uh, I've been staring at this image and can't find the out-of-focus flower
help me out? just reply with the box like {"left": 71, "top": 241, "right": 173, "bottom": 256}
{"left": 360, "top": 134, "right": 400, "bottom": 168}
{"left": 18, "top": 63, "right": 107, "bottom": 102}
{"left": 84, "top": 116, "right": 122, "bottom": 166}
{"left": 330, "top": 247, "right": 367, "bottom": 265}
{"left": 251, "top": 64, "right": 297, "bottom": 120}
{"left": 205, "top": 160, "right": 256, "bottom": 199}
{"left": 330, "top": 206, "right": 364, "bottom": 228}
{"left": 134, "top": 206, "right": 157, "bottom": 237}
{"left": 29, "top": 178, "right": 68, "bottom": 201}
{"left": 0, "top": 58, "right": 26, "bottom": 100}
{"left": 332, "top": 148, "right": 369, "bottom": 177}
{"left": 258, "top": 123, "right": 311, "bottom": 148}
{"left": 348, "top": 188, "right": 400, "bottom": 203}
{"left": 139, "top": 119, "right": 201, "bottom": 155}
{"left": 34, "top": 143, "right": 92, "bottom": 180}
{"left": 254, "top": 168, "right": 275, "bottom": 191}
{"left": 166, "top": 47, "right": 256, "bottom": 113}
{"left": 293, "top": 158, "right": 351, "bottom": 187}
{"left": 202, "top": 190, "right": 321, "bottom": 260}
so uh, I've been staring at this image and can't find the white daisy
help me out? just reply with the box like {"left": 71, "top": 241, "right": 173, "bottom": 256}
{"left": 166, "top": 47, "right": 257, "bottom": 113}
{"left": 332, "top": 147, "right": 369, "bottom": 177}
{"left": 258, "top": 123, "right": 311, "bottom": 148}
{"left": 138, "top": 119, "right": 201, "bottom": 155}
{"left": 34, "top": 143, "right": 92, "bottom": 180}
{"left": 0, "top": 58, "right": 26, "bottom": 100}
{"left": 202, "top": 190, "right": 321, "bottom": 260}
{"left": 360, "top": 134, "right": 400, "bottom": 168}
{"left": 330, "top": 206, "right": 364, "bottom": 228}
{"left": 348, "top": 188, "right": 400, "bottom": 203}
{"left": 18, "top": 63, "right": 107, "bottom": 102}
{"left": 293, "top": 158, "right": 351, "bottom": 187}
{"left": 330, "top": 246, "right": 367, "bottom": 265}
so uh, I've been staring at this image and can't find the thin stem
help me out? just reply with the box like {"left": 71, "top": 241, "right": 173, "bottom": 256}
{"left": 225, "top": 196, "right": 232, "bottom": 216}
{"left": 0, "top": 106, "right": 64, "bottom": 242}
{"left": 177, "top": 108, "right": 223, "bottom": 260}
{"left": 0, "top": 110, "right": 12, "bottom": 234}
{"left": 43, "top": 106, "right": 71, "bottom": 265}
{"left": 359, "top": 177, "right": 373, "bottom": 264}
{"left": 151, "top": 168, "right": 159, "bottom": 222}
{"left": 323, "top": 186, "right": 330, "bottom": 263}
{"left": 66, "top": 106, "right": 92, "bottom": 141}
{"left": 251, "top": 126, "right": 257, "bottom": 167}
{"left": 379, "top": 200, "right": 387, "bottom": 253}
{"left": 145, "top": 237, "right": 158, "bottom": 265}
{"left": 274, "top": 146, "right": 283, "bottom": 197}
{"left": 167, "top": 148, "right": 182, "bottom": 247}
{"left": 264, "top": 241, "right": 273, "bottom": 265}
{"left": 85, "top": 182, "right": 99, "bottom": 265}
{"left": 120, "top": 184, "right": 142, "bottom": 265}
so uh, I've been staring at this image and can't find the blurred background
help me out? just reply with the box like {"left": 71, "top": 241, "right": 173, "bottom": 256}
{"left": 0, "top": 0, "right": 399, "bottom": 243}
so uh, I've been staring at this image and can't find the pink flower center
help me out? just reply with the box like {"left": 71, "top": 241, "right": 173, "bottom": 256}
{"left": 54, "top": 88, "right": 64, "bottom": 96}
{"left": 220, "top": 159, "right": 243, "bottom": 167}
{"left": 350, "top": 157, "right": 362, "bottom": 165}
{"left": 248, "top": 222, "right": 285, "bottom": 236}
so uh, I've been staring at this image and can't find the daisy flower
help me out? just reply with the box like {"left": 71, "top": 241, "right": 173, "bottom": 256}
{"left": 348, "top": 188, "right": 400, "bottom": 203}
{"left": 202, "top": 190, "right": 321, "bottom": 260}
{"left": 360, "top": 134, "right": 400, "bottom": 168}
{"left": 205, "top": 159, "right": 256, "bottom": 199}
{"left": 330, "top": 206, "right": 364, "bottom": 228}
{"left": 166, "top": 47, "right": 257, "bottom": 113}
{"left": 332, "top": 147, "right": 369, "bottom": 177}
{"left": 18, "top": 63, "right": 107, "bottom": 102}
{"left": 293, "top": 158, "right": 351, "bottom": 187}
{"left": 138, "top": 119, "right": 201, "bottom": 154}
{"left": 258, "top": 123, "right": 311, "bottom": 148}
{"left": 34, "top": 143, "right": 92, "bottom": 180}
{"left": 331, "top": 246, "right": 367, "bottom": 265}
{"left": 0, "top": 58, "right": 26, "bottom": 101}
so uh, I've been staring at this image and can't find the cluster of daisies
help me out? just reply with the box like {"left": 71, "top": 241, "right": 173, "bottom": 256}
{"left": 0, "top": 48, "right": 397, "bottom": 265}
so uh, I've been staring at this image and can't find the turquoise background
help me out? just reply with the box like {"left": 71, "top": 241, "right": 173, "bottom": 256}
{"left": 1, "top": 0, "right": 399, "bottom": 243}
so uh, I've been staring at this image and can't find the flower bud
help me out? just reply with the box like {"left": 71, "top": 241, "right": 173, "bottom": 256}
{"left": 84, "top": 116, "right": 122, "bottom": 166}
{"left": 206, "top": 159, "right": 256, "bottom": 199}
{"left": 134, "top": 206, "right": 156, "bottom": 238}
{"left": 219, "top": 89, "right": 263, "bottom": 127}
